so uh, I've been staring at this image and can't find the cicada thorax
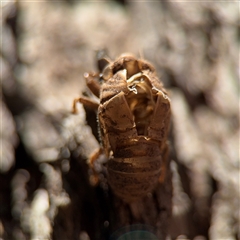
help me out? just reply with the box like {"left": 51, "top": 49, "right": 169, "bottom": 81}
{"left": 107, "top": 137, "right": 162, "bottom": 202}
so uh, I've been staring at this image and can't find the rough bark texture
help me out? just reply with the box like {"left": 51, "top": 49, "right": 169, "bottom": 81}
{"left": 1, "top": 1, "right": 239, "bottom": 240}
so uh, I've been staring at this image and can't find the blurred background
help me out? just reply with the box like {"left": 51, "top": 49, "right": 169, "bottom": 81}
{"left": 1, "top": 0, "right": 239, "bottom": 239}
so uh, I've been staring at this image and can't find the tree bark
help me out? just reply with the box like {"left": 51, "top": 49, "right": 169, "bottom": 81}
{"left": 1, "top": 1, "right": 238, "bottom": 240}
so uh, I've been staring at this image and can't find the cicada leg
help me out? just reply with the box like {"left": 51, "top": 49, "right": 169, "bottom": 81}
{"left": 72, "top": 97, "right": 99, "bottom": 114}
{"left": 72, "top": 71, "right": 101, "bottom": 113}
{"left": 84, "top": 72, "right": 101, "bottom": 98}
{"left": 88, "top": 148, "right": 104, "bottom": 186}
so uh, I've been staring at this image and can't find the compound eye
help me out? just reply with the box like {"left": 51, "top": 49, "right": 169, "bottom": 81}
{"left": 98, "top": 57, "right": 111, "bottom": 72}
{"left": 96, "top": 49, "right": 111, "bottom": 72}
{"left": 102, "top": 66, "right": 113, "bottom": 81}
{"left": 124, "top": 59, "right": 140, "bottom": 79}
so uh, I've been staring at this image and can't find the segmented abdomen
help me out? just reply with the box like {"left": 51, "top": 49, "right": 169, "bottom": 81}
{"left": 107, "top": 142, "right": 162, "bottom": 202}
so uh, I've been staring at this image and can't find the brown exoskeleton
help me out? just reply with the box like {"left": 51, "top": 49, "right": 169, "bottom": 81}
{"left": 73, "top": 51, "right": 171, "bottom": 202}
